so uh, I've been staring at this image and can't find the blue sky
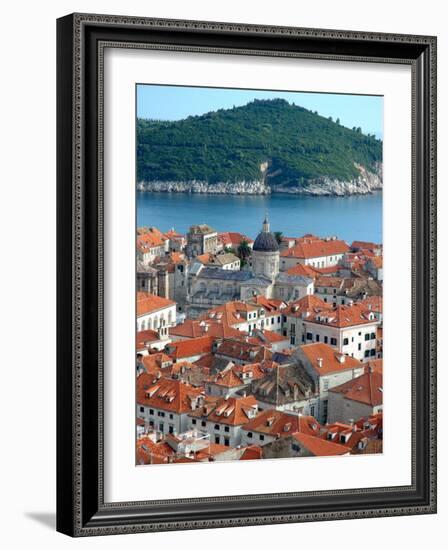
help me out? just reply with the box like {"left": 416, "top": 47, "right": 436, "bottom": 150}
{"left": 137, "top": 84, "right": 383, "bottom": 139}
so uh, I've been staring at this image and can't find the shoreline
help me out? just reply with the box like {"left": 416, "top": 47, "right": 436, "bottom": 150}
{"left": 136, "top": 188, "right": 383, "bottom": 198}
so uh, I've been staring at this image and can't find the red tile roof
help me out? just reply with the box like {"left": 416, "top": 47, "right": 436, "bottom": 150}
{"left": 199, "top": 301, "right": 258, "bottom": 327}
{"left": 136, "top": 329, "right": 161, "bottom": 350}
{"left": 286, "top": 264, "right": 321, "bottom": 278}
{"left": 137, "top": 377, "right": 204, "bottom": 414}
{"left": 239, "top": 445, "right": 263, "bottom": 460}
{"left": 315, "top": 276, "right": 344, "bottom": 288}
{"left": 219, "top": 231, "right": 254, "bottom": 247}
{"left": 280, "top": 239, "right": 349, "bottom": 259}
{"left": 284, "top": 295, "right": 327, "bottom": 318}
{"left": 137, "top": 292, "right": 176, "bottom": 316}
{"left": 292, "top": 432, "right": 349, "bottom": 456}
{"left": 210, "top": 367, "right": 246, "bottom": 388}
{"left": 165, "top": 335, "right": 215, "bottom": 360}
{"left": 242, "top": 410, "right": 321, "bottom": 437}
{"left": 170, "top": 319, "right": 243, "bottom": 339}
{"left": 136, "top": 436, "right": 175, "bottom": 465}
{"left": 300, "top": 343, "right": 362, "bottom": 376}
{"left": 351, "top": 240, "right": 381, "bottom": 251}
{"left": 248, "top": 295, "right": 287, "bottom": 314}
{"left": 137, "top": 229, "right": 166, "bottom": 253}
{"left": 329, "top": 371, "right": 383, "bottom": 406}
{"left": 216, "top": 338, "right": 273, "bottom": 364}
{"left": 190, "top": 395, "right": 259, "bottom": 426}
{"left": 142, "top": 352, "right": 172, "bottom": 373}
{"left": 164, "top": 228, "right": 184, "bottom": 239}
{"left": 306, "top": 302, "right": 379, "bottom": 328}
{"left": 232, "top": 362, "right": 271, "bottom": 381}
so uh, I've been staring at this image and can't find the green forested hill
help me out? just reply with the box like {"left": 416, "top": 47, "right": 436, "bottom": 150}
{"left": 137, "top": 98, "right": 382, "bottom": 188}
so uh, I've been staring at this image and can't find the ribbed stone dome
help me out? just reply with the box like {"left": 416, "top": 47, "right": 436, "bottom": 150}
{"left": 253, "top": 231, "right": 279, "bottom": 252}
{"left": 253, "top": 216, "right": 279, "bottom": 252}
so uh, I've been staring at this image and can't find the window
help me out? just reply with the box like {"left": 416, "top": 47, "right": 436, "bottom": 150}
{"left": 201, "top": 421, "right": 206, "bottom": 427}
{"left": 358, "top": 343, "right": 361, "bottom": 351}
{"left": 365, "top": 333, "right": 370, "bottom": 341}
{"left": 310, "top": 405, "right": 315, "bottom": 417}
{"left": 290, "top": 336, "right": 296, "bottom": 345}
{"left": 333, "top": 289, "right": 337, "bottom": 294}
{"left": 271, "top": 317, "right": 274, "bottom": 325}
{"left": 324, "top": 336, "right": 328, "bottom": 344}
{"left": 323, "top": 380, "right": 329, "bottom": 391}
{"left": 364, "top": 350, "right": 370, "bottom": 358}
{"left": 343, "top": 338, "right": 349, "bottom": 346}
{"left": 192, "top": 419, "right": 197, "bottom": 425}
{"left": 277, "top": 316, "right": 281, "bottom": 323}
{"left": 159, "top": 423, "right": 164, "bottom": 432}
{"left": 224, "top": 438, "right": 230, "bottom": 446}
{"left": 306, "top": 332, "right": 313, "bottom": 340}
{"left": 316, "top": 334, "right": 320, "bottom": 342}
{"left": 330, "top": 337, "right": 337, "bottom": 346}
{"left": 139, "top": 406, "right": 144, "bottom": 413}
{"left": 259, "top": 434, "right": 265, "bottom": 441}
{"left": 149, "top": 409, "right": 154, "bottom": 415}
{"left": 290, "top": 324, "right": 296, "bottom": 334}
{"left": 214, "top": 424, "right": 220, "bottom": 431}
{"left": 169, "top": 414, "right": 173, "bottom": 420}
{"left": 370, "top": 349, "right": 376, "bottom": 357}
{"left": 370, "top": 332, "right": 376, "bottom": 340}
{"left": 215, "top": 436, "right": 220, "bottom": 444}
{"left": 282, "top": 316, "right": 287, "bottom": 323}
{"left": 168, "top": 425, "right": 174, "bottom": 434}
{"left": 247, "top": 432, "right": 253, "bottom": 438}
{"left": 292, "top": 444, "right": 300, "bottom": 452}
{"left": 224, "top": 426, "right": 230, "bottom": 432}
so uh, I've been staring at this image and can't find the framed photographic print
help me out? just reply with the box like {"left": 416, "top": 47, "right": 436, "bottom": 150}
{"left": 56, "top": 13, "right": 437, "bottom": 536}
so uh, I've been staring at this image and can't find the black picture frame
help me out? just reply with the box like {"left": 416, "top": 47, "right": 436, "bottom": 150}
{"left": 56, "top": 13, "right": 437, "bottom": 537}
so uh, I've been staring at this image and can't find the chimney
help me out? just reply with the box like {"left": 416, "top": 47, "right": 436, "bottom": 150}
{"left": 336, "top": 353, "right": 345, "bottom": 364}
{"left": 317, "top": 357, "right": 323, "bottom": 368}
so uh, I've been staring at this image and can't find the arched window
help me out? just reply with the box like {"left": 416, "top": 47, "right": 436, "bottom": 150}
{"left": 148, "top": 317, "right": 152, "bottom": 330}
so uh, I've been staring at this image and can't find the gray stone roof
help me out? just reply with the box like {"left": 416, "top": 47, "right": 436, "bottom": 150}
{"left": 275, "top": 273, "right": 313, "bottom": 285}
{"left": 197, "top": 267, "right": 253, "bottom": 281}
{"left": 240, "top": 275, "right": 273, "bottom": 287}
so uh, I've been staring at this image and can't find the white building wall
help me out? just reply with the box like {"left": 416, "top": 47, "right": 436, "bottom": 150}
{"left": 137, "top": 303, "right": 177, "bottom": 334}
{"left": 302, "top": 320, "right": 379, "bottom": 362}
{"left": 137, "top": 404, "right": 188, "bottom": 436}
{"left": 188, "top": 417, "right": 243, "bottom": 447}
{"left": 240, "top": 429, "right": 276, "bottom": 447}
{"left": 280, "top": 253, "right": 344, "bottom": 271}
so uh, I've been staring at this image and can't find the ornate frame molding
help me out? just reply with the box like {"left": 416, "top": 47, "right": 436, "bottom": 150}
{"left": 57, "top": 13, "right": 437, "bottom": 537}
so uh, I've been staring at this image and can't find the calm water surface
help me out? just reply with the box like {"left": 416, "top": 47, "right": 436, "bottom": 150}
{"left": 137, "top": 191, "right": 382, "bottom": 244}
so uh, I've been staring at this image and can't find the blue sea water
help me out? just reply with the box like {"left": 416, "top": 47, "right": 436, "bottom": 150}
{"left": 136, "top": 191, "right": 382, "bottom": 244}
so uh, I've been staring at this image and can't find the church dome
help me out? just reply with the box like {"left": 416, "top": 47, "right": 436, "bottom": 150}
{"left": 253, "top": 216, "right": 279, "bottom": 252}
